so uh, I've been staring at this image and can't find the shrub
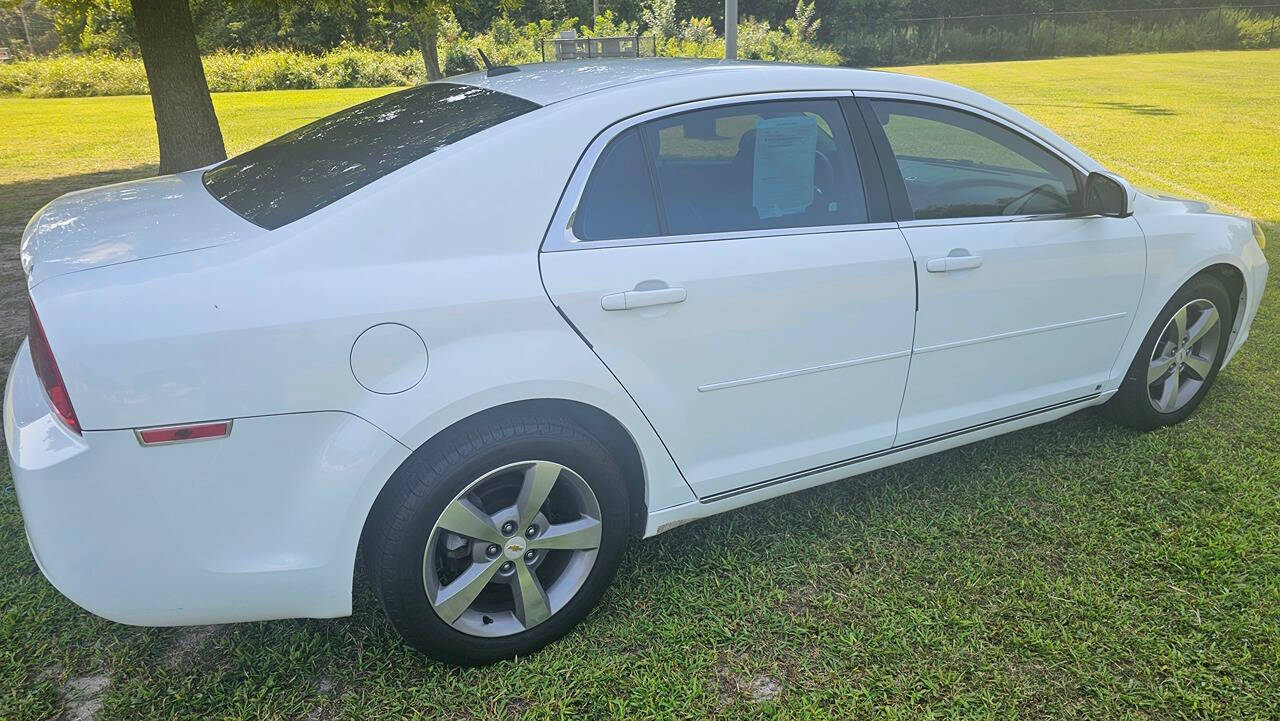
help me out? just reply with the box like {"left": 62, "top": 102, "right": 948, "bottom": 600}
{"left": 0, "top": 53, "right": 148, "bottom": 97}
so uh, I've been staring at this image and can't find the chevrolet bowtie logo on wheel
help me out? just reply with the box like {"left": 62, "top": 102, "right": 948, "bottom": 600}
{"left": 507, "top": 543, "right": 523, "bottom": 553}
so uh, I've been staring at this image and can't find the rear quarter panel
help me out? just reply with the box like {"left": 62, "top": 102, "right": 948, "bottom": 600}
{"left": 30, "top": 98, "right": 698, "bottom": 515}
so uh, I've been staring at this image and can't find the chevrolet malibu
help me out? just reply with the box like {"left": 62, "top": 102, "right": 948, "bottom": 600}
{"left": 7, "top": 59, "right": 1268, "bottom": 665}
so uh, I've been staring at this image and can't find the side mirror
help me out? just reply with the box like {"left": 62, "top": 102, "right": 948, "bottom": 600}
{"left": 1083, "top": 171, "right": 1132, "bottom": 218}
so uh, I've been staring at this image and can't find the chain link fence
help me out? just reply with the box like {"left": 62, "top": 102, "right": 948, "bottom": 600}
{"left": 839, "top": 5, "right": 1280, "bottom": 66}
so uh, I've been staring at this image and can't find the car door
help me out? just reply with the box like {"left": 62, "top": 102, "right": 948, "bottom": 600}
{"left": 860, "top": 97, "right": 1146, "bottom": 444}
{"left": 540, "top": 94, "right": 917, "bottom": 499}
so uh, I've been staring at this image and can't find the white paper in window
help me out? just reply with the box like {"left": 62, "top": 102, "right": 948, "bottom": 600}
{"left": 752, "top": 115, "right": 818, "bottom": 219}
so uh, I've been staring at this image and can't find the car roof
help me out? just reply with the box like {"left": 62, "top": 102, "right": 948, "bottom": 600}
{"left": 449, "top": 58, "right": 901, "bottom": 106}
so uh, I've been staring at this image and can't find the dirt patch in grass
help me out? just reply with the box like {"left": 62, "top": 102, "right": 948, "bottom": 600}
{"left": 161, "top": 625, "right": 222, "bottom": 670}
{"left": 58, "top": 674, "right": 109, "bottom": 721}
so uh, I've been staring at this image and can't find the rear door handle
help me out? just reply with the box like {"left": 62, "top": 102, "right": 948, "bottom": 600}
{"left": 925, "top": 254, "right": 983, "bottom": 273}
{"left": 601, "top": 287, "right": 687, "bottom": 311}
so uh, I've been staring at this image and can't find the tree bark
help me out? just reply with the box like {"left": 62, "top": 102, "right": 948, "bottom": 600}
{"left": 130, "top": 0, "right": 226, "bottom": 175}
{"left": 413, "top": 23, "right": 443, "bottom": 81}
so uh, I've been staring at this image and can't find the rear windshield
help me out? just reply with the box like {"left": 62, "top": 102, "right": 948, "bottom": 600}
{"left": 203, "top": 83, "right": 539, "bottom": 230}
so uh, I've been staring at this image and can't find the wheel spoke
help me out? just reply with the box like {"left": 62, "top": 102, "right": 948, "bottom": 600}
{"left": 430, "top": 559, "right": 501, "bottom": 623}
{"left": 1187, "top": 305, "right": 1220, "bottom": 345}
{"left": 529, "top": 517, "right": 602, "bottom": 551}
{"left": 1147, "top": 354, "right": 1176, "bottom": 384}
{"left": 1184, "top": 354, "right": 1213, "bottom": 380}
{"left": 436, "top": 497, "right": 504, "bottom": 545}
{"left": 1157, "top": 371, "right": 1181, "bottom": 412}
{"left": 515, "top": 461, "right": 562, "bottom": 528}
{"left": 1171, "top": 306, "right": 1188, "bottom": 346}
{"left": 511, "top": 562, "right": 552, "bottom": 629}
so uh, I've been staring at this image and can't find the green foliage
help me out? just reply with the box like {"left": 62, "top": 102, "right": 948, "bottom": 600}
{"left": 640, "top": 0, "right": 678, "bottom": 41}
{"left": 0, "top": 2, "right": 844, "bottom": 98}
{"left": 579, "top": 9, "right": 637, "bottom": 38}
{"left": 659, "top": 6, "right": 843, "bottom": 65}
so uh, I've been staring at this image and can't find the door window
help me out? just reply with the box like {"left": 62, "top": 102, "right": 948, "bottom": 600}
{"left": 643, "top": 100, "right": 868, "bottom": 235}
{"left": 572, "top": 98, "right": 870, "bottom": 242}
{"left": 870, "top": 100, "right": 1080, "bottom": 220}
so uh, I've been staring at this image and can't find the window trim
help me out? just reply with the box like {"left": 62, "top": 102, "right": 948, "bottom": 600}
{"left": 855, "top": 92, "right": 1090, "bottom": 227}
{"left": 543, "top": 90, "right": 896, "bottom": 253}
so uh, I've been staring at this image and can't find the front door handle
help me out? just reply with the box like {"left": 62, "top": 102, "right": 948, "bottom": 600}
{"left": 925, "top": 253, "right": 983, "bottom": 273}
{"left": 601, "top": 287, "right": 687, "bottom": 311}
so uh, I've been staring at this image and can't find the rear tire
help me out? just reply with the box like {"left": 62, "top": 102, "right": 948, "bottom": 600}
{"left": 1107, "top": 273, "right": 1233, "bottom": 431}
{"left": 364, "top": 413, "right": 630, "bottom": 666}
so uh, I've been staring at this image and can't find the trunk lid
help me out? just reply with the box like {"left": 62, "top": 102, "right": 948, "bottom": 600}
{"left": 21, "top": 169, "right": 263, "bottom": 286}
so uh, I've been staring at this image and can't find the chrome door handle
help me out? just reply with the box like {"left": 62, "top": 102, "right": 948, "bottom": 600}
{"left": 925, "top": 254, "right": 983, "bottom": 273}
{"left": 601, "top": 287, "right": 687, "bottom": 311}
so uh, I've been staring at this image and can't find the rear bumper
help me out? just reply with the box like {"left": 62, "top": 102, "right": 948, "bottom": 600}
{"left": 6, "top": 341, "right": 409, "bottom": 626}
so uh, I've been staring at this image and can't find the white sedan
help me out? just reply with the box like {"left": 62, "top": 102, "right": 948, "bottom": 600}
{"left": 6, "top": 59, "right": 1268, "bottom": 665}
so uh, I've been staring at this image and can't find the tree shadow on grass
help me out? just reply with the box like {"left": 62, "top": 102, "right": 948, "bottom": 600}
{"left": 1012, "top": 100, "right": 1178, "bottom": 116}
{"left": 1093, "top": 101, "right": 1178, "bottom": 116}
{"left": 0, "top": 165, "right": 157, "bottom": 395}
{"left": 0, "top": 165, "right": 157, "bottom": 231}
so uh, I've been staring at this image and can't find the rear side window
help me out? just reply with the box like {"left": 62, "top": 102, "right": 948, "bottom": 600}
{"left": 870, "top": 100, "right": 1080, "bottom": 220}
{"left": 573, "top": 129, "right": 661, "bottom": 241}
{"left": 204, "top": 83, "right": 539, "bottom": 230}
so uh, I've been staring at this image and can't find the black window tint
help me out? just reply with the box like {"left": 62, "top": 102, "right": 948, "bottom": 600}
{"left": 641, "top": 99, "right": 867, "bottom": 236}
{"left": 573, "top": 129, "right": 661, "bottom": 241}
{"left": 203, "top": 83, "right": 538, "bottom": 230}
{"left": 871, "top": 100, "right": 1080, "bottom": 220}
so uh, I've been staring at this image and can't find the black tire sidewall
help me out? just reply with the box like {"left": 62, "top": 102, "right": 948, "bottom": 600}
{"left": 368, "top": 415, "right": 630, "bottom": 666}
{"left": 1114, "top": 274, "right": 1233, "bottom": 429}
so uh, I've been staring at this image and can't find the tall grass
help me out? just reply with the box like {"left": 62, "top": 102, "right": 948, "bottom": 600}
{"left": 0, "top": 46, "right": 425, "bottom": 98}
{"left": 841, "top": 7, "right": 1280, "bottom": 66}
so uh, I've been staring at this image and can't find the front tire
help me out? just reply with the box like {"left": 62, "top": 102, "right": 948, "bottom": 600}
{"left": 364, "top": 413, "right": 630, "bottom": 666}
{"left": 1107, "top": 273, "right": 1233, "bottom": 431}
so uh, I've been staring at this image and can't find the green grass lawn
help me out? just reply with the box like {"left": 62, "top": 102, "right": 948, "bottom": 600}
{"left": 1, "top": 50, "right": 1278, "bottom": 720}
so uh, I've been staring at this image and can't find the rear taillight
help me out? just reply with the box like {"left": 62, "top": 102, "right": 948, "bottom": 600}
{"left": 28, "top": 298, "right": 80, "bottom": 435}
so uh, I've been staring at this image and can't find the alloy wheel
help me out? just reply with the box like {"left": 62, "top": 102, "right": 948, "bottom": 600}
{"left": 423, "top": 460, "right": 603, "bottom": 637}
{"left": 1147, "top": 298, "right": 1222, "bottom": 413}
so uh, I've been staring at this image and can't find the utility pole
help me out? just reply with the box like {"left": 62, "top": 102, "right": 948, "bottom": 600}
{"left": 592, "top": 0, "right": 599, "bottom": 28}
{"left": 725, "top": 0, "right": 737, "bottom": 59}
{"left": 19, "top": 1, "right": 34, "bottom": 52}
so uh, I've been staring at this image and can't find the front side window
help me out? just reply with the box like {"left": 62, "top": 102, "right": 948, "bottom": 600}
{"left": 870, "top": 100, "right": 1080, "bottom": 221}
{"left": 204, "top": 83, "right": 539, "bottom": 230}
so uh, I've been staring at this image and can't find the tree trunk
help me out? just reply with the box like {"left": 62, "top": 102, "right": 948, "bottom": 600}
{"left": 130, "top": 0, "right": 226, "bottom": 175}
{"left": 413, "top": 24, "right": 443, "bottom": 81}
